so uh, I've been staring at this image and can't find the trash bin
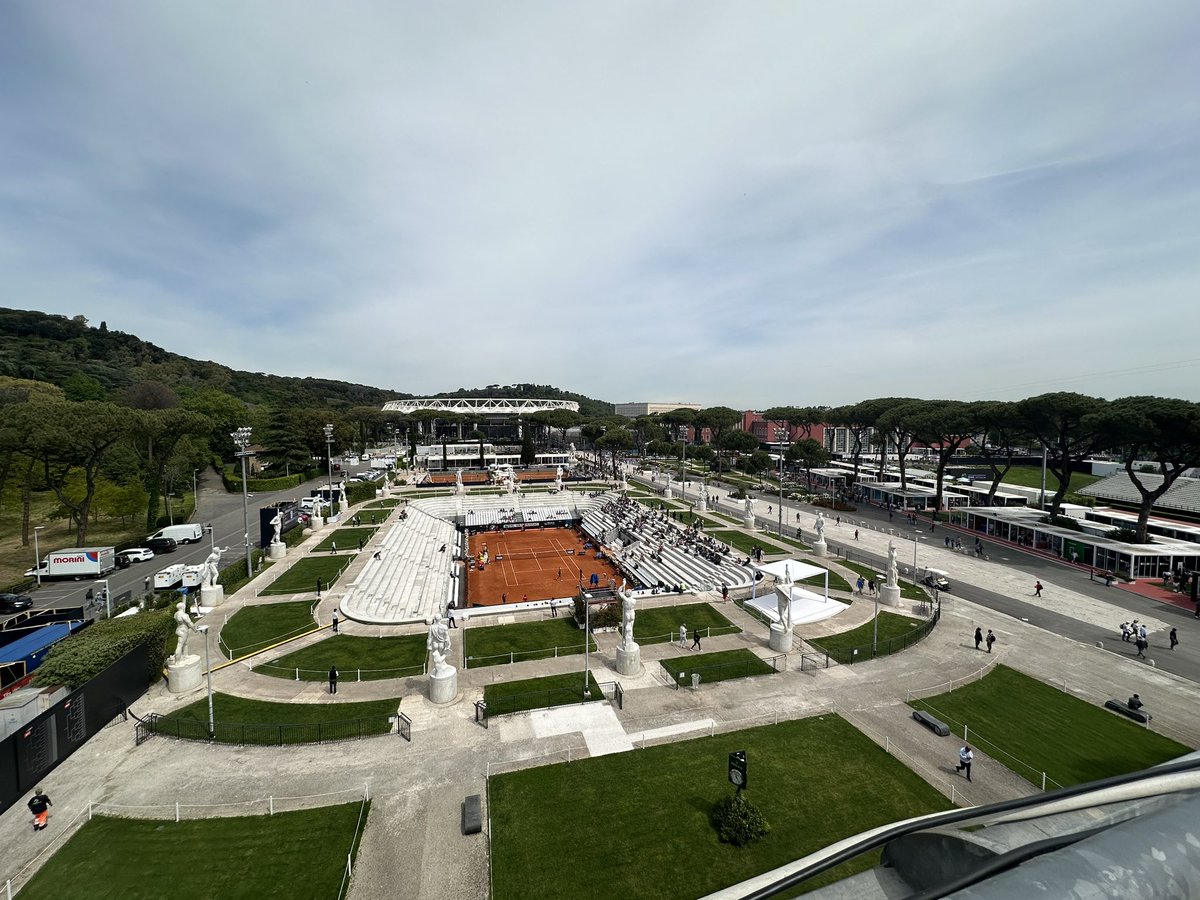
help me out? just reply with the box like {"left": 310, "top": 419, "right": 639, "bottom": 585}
{"left": 691, "top": 673, "right": 701, "bottom": 691}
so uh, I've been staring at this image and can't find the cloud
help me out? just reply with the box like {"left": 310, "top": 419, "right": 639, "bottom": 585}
{"left": 1, "top": 1, "right": 1198, "bottom": 407}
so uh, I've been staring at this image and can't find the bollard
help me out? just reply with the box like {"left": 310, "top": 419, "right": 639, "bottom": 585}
{"left": 295, "top": 668, "right": 299, "bottom": 682}
{"left": 1041, "top": 772, "right": 1047, "bottom": 791}
{"left": 964, "top": 725, "right": 969, "bottom": 743}
{"left": 270, "top": 796, "right": 274, "bottom": 815}
{"left": 176, "top": 802, "right": 180, "bottom": 823}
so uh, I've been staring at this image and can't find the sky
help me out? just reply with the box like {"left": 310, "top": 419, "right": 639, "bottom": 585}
{"left": 2, "top": 2, "right": 1199, "bottom": 409}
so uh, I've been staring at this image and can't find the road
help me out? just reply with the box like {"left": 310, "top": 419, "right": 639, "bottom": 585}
{"left": 11, "top": 466, "right": 353, "bottom": 615}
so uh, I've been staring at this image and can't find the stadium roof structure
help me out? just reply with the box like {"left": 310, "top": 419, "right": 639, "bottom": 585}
{"left": 381, "top": 398, "right": 580, "bottom": 415}
{"left": 1077, "top": 471, "right": 1200, "bottom": 514}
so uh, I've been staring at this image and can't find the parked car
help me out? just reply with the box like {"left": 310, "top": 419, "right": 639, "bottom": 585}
{"left": 146, "top": 536, "right": 178, "bottom": 554}
{"left": 0, "top": 592, "right": 34, "bottom": 613}
{"left": 116, "top": 547, "right": 155, "bottom": 567}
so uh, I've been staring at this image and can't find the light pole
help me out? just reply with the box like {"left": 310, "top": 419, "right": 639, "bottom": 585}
{"left": 583, "top": 590, "right": 592, "bottom": 699}
{"left": 198, "top": 624, "right": 214, "bottom": 737}
{"left": 775, "top": 427, "right": 786, "bottom": 538}
{"left": 324, "top": 423, "right": 335, "bottom": 517}
{"left": 232, "top": 427, "right": 254, "bottom": 580}
{"left": 912, "top": 534, "right": 921, "bottom": 586}
{"left": 872, "top": 582, "right": 880, "bottom": 655}
{"left": 33, "top": 526, "right": 45, "bottom": 587}
{"left": 192, "top": 468, "right": 200, "bottom": 518}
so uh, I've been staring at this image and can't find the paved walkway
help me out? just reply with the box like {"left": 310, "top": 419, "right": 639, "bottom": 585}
{"left": 4, "top": 483, "right": 1199, "bottom": 899}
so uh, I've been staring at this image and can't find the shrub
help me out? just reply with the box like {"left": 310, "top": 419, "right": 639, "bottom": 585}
{"left": 346, "top": 481, "right": 377, "bottom": 505}
{"left": 711, "top": 792, "right": 771, "bottom": 846}
{"left": 34, "top": 609, "right": 173, "bottom": 689}
{"left": 1039, "top": 514, "right": 1082, "bottom": 532}
{"left": 1107, "top": 527, "right": 1145, "bottom": 544}
{"left": 218, "top": 549, "right": 270, "bottom": 594}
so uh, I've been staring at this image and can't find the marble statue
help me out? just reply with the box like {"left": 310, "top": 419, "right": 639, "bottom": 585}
{"left": 814, "top": 511, "right": 826, "bottom": 540}
{"left": 569, "top": 442, "right": 576, "bottom": 458}
{"left": 338, "top": 484, "right": 348, "bottom": 511}
{"left": 556, "top": 465, "right": 563, "bottom": 482}
{"left": 776, "top": 565, "right": 794, "bottom": 630}
{"left": 270, "top": 512, "right": 282, "bottom": 544}
{"left": 619, "top": 592, "right": 637, "bottom": 651}
{"left": 200, "top": 547, "right": 228, "bottom": 589}
{"left": 455, "top": 468, "right": 463, "bottom": 489}
{"left": 173, "top": 601, "right": 198, "bottom": 660}
{"left": 886, "top": 541, "right": 899, "bottom": 587}
{"left": 744, "top": 496, "right": 754, "bottom": 515}
{"left": 431, "top": 648, "right": 453, "bottom": 677}
{"left": 427, "top": 613, "right": 451, "bottom": 658}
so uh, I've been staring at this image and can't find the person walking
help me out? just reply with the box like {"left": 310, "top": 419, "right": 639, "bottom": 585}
{"left": 856, "top": 576, "right": 865, "bottom": 596}
{"left": 1034, "top": 581, "right": 1043, "bottom": 598}
{"left": 1120, "top": 622, "right": 1131, "bottom": 643}
{"left": 679, "top": 624, "right": 688, "bottom": 649}
{"left": 974, "top": 627, "right": 983, "bottom": 650}
{"left": 332, "top": 612, "right": 339, "bottom": 634}
{"left": 143, "top": 575, "right": 151, "bottom": 593}
{"left": 330, "top": 540, "right": 337, "bottom": 554}
{"left": 854, "top": 528, "right": 860, "bottom": 541}
{"left": 1135, "top": 636, "right": 1148, "bottom": 659}
{"left": 1170, "top": 627, "right": 1179, "bottom": 650}
{"left": 867, "top": 579, "right": 876, "bottom": 596}
{"left": 721, "top": 585, "right": 729, "bottom": 603}
{"left": 447, "top": 603, "right": 457, "bottom": 628}
{"left": 28, "top": 787, "right": 52, "bottom": 831}
{"left": 691, "top": 628, "right": 702, "bottom": 651}
{"left": 955, "top": 745, "right": 973, "bottom": 782}
{"left": 985, "top": 629, "right": 996, "bottom": 653}
{"left": 328, "top": 665, "right": 338, "bottom": 694}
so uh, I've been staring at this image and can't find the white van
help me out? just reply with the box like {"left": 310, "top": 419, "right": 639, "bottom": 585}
{"left": 148, "top": 523, "right": 204, "bottom": 544}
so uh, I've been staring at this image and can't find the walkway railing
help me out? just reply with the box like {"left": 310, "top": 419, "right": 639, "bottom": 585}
{"left": 811, "top": 605, "right": 940, "bottom": 665}
{"left": 251, "top": 661, "right": 426, "bottom": 682}
{"left": 464, "top": 642, "right": 592, "bottom": 669}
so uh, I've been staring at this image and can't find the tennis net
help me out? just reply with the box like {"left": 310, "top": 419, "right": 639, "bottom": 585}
{"left": 496, "top": 548, "right": 576, "bottom": 561}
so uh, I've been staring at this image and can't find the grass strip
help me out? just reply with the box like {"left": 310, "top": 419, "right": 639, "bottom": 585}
{"left": 484, "top": 671, "right": 605, "bottom": 716}
{"left": 465, "top": 617, "right": 597, "bottom": 668}
{"left": 260, "top": 633, "right": 428, "bottom": 680}
{"left": 659, "top": 648, "right": 776, "bottom": 686}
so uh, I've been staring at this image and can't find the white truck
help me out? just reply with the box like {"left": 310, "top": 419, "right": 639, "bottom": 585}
{"left": 154, "top": 564, "right": 186, "bottom": 590}
{"left": 147, "top": 523, "right": 204, "bottom": 544}
{"left": 181, "top": 565, "right": 205, "bottom": 589}
{"left": 24, "top": 547, "right": 117, "bottom": 580}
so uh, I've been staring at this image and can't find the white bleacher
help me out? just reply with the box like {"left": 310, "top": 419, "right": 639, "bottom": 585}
{"left": 340, "top": 507, "right": 459, "bottom": 625}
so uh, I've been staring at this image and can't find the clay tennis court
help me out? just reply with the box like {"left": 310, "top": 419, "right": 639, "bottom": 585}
{"left": 465, "top": 526, "right": 624, "bottom": 607}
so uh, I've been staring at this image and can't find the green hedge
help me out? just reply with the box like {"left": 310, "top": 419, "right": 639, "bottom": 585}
{"left": 34, "top": 609, "right": 173, "bottom": 689}
{"left": 346, "top": 480, "right": 378, "bottom": 506}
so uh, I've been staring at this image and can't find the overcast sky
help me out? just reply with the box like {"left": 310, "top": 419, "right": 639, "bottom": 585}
{"left": 2, "top": 2, "right": 1198, "bottom": 408}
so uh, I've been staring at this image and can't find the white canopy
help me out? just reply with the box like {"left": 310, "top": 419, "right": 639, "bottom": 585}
{"left": 751, "top": 559, "right": 828, "bottom": 583}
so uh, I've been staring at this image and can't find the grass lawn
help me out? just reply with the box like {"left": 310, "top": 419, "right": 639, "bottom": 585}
{"left": 633, "top": 602, "right": 739, "bottom": 645}
{"left": 313, "top": 526, "right": 378, "bottom": 551}
{"left": 465, "top": 617, "right": 597, "bottom": 668}
{"left": 490, "top": 715, "right": 952, "bottom": 899}
{"left": 709, "top": 529, "right": 791, "bottom": 558}
{"left": 840, "top": 561, "right": 928, "bottom": 601}
{"left": 363, "top": 498, "right": 401, "bottom": 509}
{"left": 484, "top": 671, "right": 605, "bottom": 716}
{"left": 220, "top": 600, "right": 316, "bottom": 658}
{"left": 1000, "top": 466, "right": 1102, "bottom": 496}
{"left": 157, "top": 692, "right": 400, "bottom": 744}
{"left": 18, "top": 802, "right": 368, "bottom": 900}
{"left": 909, "top": 664, "right": 1191, "bottom": 788}
{"left": 261, "top": 555, "right": 353, "bottom": 595}
{"left": 767, "top": 532, "right": 812, "bottom": 552}
{"left": 808, "top": 611, "right": 928, "bottom": 663}
{"left": 659, "top": 648, "right": 777, "bottom": 687}
{"left": 260, "top": 633, "right": 428, "bottom": 680}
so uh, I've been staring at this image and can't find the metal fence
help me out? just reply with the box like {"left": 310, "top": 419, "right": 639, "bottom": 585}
{"left": 136, "top": 712, "right": 398, "bottom": 747}
{"left": 251, "top": 661, "right": 426, "bottom": 682}
{"left": 813, "top": 605, "right": 940, "bottom": 666}
{"left": 464, "top": 642, "right": 592, "bottom": 669}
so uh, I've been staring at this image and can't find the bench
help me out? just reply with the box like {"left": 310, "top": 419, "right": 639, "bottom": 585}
{"left": 462, "top": 794, "right": 482, "bottom": 835}
{"left": 912, "top": 709, "right": 951, "bottom": 737}
{"left": 1104, "top": 699, "right": 1151, "bottom": 723}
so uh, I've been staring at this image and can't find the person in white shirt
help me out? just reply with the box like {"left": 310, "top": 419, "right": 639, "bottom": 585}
{"left": 955, "top": 745, "right": 974, "bottom": 782}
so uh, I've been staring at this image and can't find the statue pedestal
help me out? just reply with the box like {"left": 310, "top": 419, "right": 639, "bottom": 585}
{"left": 743, "top": 513, "right": 756, "bottom": 529}
{"left": 812, "top": 539, "right": 828, "bottom": 558}
{"left": 696, "top": 496, "right": 707, "bottom": 512}
{"left": 199, "top": 584, "right": 225, "bottom": 607}
{"left": 428, "top": 667, "right": 458, "bottom": 705}
{"left": 769, "top": 624, "right": 794, "bottom": 653}
{"left": 664, "top": 486, "right": 673, "bottom": 500}
{"left": 615, "top": 644, "right": 641, "bottom": 676}
{"left": 167, "top": 656, "right": 203, "bottom": 693}
{"left": 309, "top": 514, "right": 325, "bottom": 530}
{"left": 879, "top": 584, "right": 901, "bottom": 607}
{"left": 267, "top": 541, "right": 287, "bottom": 561}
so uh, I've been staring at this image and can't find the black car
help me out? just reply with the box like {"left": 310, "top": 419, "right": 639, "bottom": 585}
{"left": 146, "top": 536, "right": 178, "bottom": 554}
{"left": 0, "top": 593, "right": 34, "bottom": 613}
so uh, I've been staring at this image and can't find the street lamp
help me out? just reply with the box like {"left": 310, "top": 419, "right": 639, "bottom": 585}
{"left": 912, "top": 534, "right": 922, "bottom": 586}
{"left": 33, "top": 526, "right": 45, "bottom": 587}
{"left": 192, "top": 468, "right": 200, "bottom": 518}
{"left": 197, "top": 624, "right": 214, "bottom": 737}
{"left": 775, "top": 427, "right": 786, "bottom": 538}
{"left": 232, "top": 427, "right": 254, "bottom": 580}
{"left": 324, "top": 423, "right": 335, "bottom": 517}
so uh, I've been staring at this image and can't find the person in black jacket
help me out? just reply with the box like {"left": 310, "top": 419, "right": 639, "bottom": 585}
{"left": 329, "top": 666, "right": 338, "bottom": 694}
{"left": 28, "top": 788, "right": 52, "bottom": 831}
